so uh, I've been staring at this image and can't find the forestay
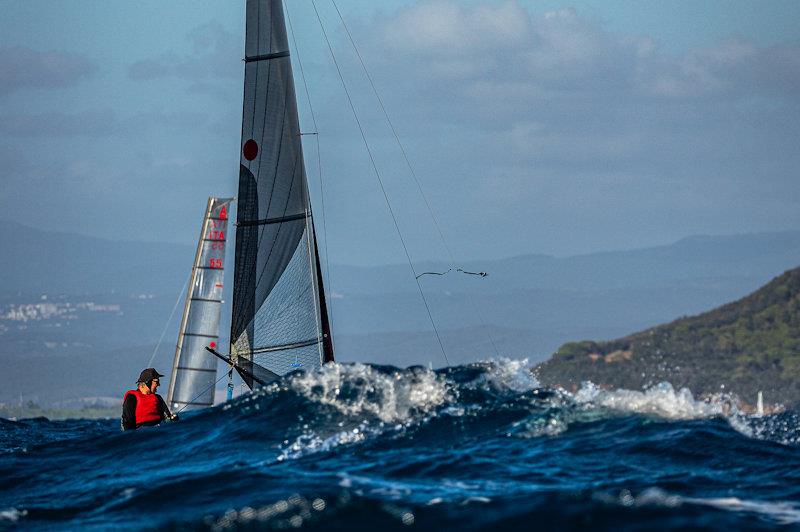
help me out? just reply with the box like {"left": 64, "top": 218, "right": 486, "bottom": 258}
{"left": 167, "top": 197, "right": 232, "bottom": 411}
{"left": 230, "top": 0, "right": 333, "bottom": 389}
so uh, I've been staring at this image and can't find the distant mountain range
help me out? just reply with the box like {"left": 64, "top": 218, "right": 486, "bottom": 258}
{"left": 332, "top": 231, "right": 800, "bottom": 295}
{"left": 536, "top": 266, "right": 800, "bottom": 407}
{"left": 3, "top": 221, "right": 195, "bottom": 296}
{"left": 2, "top": 221, "right": 800, "bottom": 405}
{"left": 6, "top": 220, "right": 800, "bottom": 298}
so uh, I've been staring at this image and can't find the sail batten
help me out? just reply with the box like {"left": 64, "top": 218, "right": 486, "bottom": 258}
{"left": 245, "top": 51, "right": 290, "bottom": 63}
{"left": 230, "top": 0, "right": 332, "bottom": 389}
{"left": 238, "top": 211, "right": 309, "bottom": 226}
{"left": 167, "top": 197, "right": 232, "bottom": 410}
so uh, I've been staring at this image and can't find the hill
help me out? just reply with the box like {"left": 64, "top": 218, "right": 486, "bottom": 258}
{"left": 536, "top": 267, "right": 800, "bottom": 407}
{"left": 4, "top": 219, "right": 800, "bottom": 299}
{"left": 2, "top": 221, "right": 194, "bottom": 296}
{"left": 3, "top": 222, "right": 800, "bottom": 407}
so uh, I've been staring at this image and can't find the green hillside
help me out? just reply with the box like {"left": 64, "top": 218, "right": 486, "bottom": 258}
{"left": 536, "top": 266, "right": 800, "bottom": 407}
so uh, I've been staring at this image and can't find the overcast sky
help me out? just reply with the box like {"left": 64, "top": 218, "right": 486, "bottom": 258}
{"left": 1, "top": 0, "right": 799, "bottom": 265}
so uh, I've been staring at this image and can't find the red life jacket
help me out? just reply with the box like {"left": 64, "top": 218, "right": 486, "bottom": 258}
{"left": 124, "top": 389, "right": 163, "bottom": 426}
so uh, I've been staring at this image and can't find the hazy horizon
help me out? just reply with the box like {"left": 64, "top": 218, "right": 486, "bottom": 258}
{"left": 4, "top": 217, "right": 800, "bottom": 268}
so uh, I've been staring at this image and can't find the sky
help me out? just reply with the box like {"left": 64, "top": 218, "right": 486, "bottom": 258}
{"left": 1, "top": 0, "right": 799, "bottom": 266}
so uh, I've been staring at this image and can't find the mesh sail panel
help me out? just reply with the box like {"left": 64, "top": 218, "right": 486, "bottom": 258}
{"left": 168, "top": 197, "right": 231, "bottom": 410}
{"left": 233, "top": 225, "right": 322, "bottom": 378}
{"left": 230, "top": 0, "right": 329, "bottom": 388}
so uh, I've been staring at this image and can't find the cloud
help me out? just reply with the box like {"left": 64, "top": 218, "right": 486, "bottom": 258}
{"left": 349, "top": 1, "right": 800, "bottom": 168}
{"left": 365, "top": 1, "right": 800, "bottom": 109}
{"left": 636, "top": 38, "right": 800, "bottom": 99}
{"left": 128, "top": 21, "right": 241, "bottom": 82}
{"left": 314, "top": 0, "right": 800, "bottom": 253}
{"left": 0, "top": 109, "right": 215, "bottom": 138}
{"left": 371, "top": 4, "right": 640, "bottom": 95}
{"left": 0, "top": 110, "right": 117, "bottom": 137}
{"left": 0, "top": 46, "right": 96, "bottom": 96}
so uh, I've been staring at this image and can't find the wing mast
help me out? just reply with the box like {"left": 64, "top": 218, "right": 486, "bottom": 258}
{"left": 167, "top": 197, "right": 232, "bottom": 410}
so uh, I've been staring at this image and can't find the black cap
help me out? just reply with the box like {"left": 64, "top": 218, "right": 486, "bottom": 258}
{"left": 137, "top": 368, "right": 164, "bottom": 384}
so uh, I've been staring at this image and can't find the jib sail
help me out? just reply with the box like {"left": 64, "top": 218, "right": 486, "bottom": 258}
{"left": 230, "top": 0, "right": 333, "bottom": 389}
{"left": 167, "top": 197, "right": 232, "bottom": 410}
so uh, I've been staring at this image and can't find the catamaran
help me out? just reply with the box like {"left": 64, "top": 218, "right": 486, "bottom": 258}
{"left": 167, "top": 0, "right": 334, "bottom": 410}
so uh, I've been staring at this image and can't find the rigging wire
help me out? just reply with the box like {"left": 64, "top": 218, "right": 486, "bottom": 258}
{"left": 328, "top": 0, "right": 501, "bottom": 358}
{"left": 146, "top": 277, "right": 189, "bottom": 368}
{"left": 285, "top": 0, "right": 336, "bottom": 338}
{"left": 310, "top": 0, "right": 449, "bottom": 367}
{"left": 175, "top": 371, "right": 230, "bottom": 414}
{"left": 287, "top": 5, "right": 326, "bottom": 366}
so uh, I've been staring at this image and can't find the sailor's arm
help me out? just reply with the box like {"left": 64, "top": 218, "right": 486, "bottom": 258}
{"left": 157, "top": 394, "right": 179, "bottom": 421}
{"left": 121, "top": 395, "right": 137, "bottom": 430}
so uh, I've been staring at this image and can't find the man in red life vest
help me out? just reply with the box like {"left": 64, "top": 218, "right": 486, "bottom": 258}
{"left": 121, "top": 368, "right": 178, "bottom": 430}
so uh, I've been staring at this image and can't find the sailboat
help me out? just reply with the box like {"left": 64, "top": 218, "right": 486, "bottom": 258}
{"left": 229, "top": 0, "right": 334, "bottom": 386}
{"left": 167, "top": 197, "right": 232, "bottom": 411}
{"left": 168, "top": 0, "right": 334, "bottom": 407}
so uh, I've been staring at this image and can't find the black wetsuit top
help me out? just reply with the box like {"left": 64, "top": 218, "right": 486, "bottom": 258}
{"left": 121, "top": 393, "right": 173, "bottom": 431}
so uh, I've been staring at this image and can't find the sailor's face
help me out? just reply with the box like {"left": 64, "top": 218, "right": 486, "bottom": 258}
{"left": 138, "top": 379, "right": 159, "bottom": 394}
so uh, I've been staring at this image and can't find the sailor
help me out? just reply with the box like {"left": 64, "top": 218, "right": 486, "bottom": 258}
{"left": 121, "top": 368, "right": 178, "bottom": 430}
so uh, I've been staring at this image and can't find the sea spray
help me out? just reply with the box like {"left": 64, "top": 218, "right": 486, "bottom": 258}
{"left": 290, "top": 363, "right": 450, "bottom": 422}
{"left": 572, "top": 381, "right": 730, "bottom": 419}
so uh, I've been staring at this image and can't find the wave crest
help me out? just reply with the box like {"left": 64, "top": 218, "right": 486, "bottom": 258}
{"left": 572, "top": 381, "right": 733, "bottom": 420}
{"left": 288, "top": 362, "right": 450, "bottom": 423}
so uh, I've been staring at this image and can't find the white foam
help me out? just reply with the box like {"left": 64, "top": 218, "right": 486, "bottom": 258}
{"left": 573, "top": 381, "right": 732, "bottom": 420}
{"left": 688, "top": 496, "right": 800, "bottom": 524}
{"left": 513, "top": 414, "right": 569, "bottom": 438}
{"left": 567, "top": 381, "right": 800, "bottom": 446}
{"left": 289, "top": 363, "right": 450, "bottom": 423}
{"left": 0, "top": 508, "right": 26, "bottom": 523}
{"left": 726, "top": 412, "right": 800, "bottom": 446}
{"left": 274, "top": 364, "right": 451, "bottom": 461}
{"left": 276, "top": 422, "right": 371, "bottom": 462}
{"left": 478, "top": 358, "right": 539, "bottom": 392}
{"left": 602, "top": 488, "right": 800, "bottom": 525}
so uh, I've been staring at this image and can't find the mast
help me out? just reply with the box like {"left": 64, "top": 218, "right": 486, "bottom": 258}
{"left": 167, "top": 197, "right": 232, "bottom": 410}
{"left": 313, "top": 220, "right": 334, "bottom": 363}
{"left": 230, "top": 0, "right": 333, "bottom": 389}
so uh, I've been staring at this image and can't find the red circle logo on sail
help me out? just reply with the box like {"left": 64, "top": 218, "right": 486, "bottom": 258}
{"left": 243, "top": 139, "right": 259, "bottom": 161}
{"left": 209, "top": 341, "right": 217, "bottom": 349}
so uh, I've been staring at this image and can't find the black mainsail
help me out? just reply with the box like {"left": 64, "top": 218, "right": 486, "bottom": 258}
{"left": 230, "top": 0, "right": 333, "bottom": 388}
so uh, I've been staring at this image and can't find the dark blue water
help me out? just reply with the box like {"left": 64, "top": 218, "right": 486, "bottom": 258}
{"left": 2, "top": 361, "right": 799, "bottom": 530}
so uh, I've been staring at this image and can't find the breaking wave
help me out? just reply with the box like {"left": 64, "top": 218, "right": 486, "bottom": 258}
{"left": 1, "top": 360, "right": 798, "bottom": 530}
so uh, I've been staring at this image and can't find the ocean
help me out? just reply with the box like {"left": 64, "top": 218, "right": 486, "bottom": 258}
{"left": 1, "top": 360, "right": 799, "bottom": 530}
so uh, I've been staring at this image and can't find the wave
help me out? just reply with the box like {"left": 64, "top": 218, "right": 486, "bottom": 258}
{"left": 4, "top": 360, "right": 797, "bottom": 458}
{"left": 198, "top": 488, "right": 800, "bottom": 531}
{"left": 2, "top": 359, "right": 798, "bottom": 530}
{"left": 568, "top": 380, "right": 800, "bottom": 446}
{"left": 596, "top": 487, "right": 800, "bottom": 526}
{"left": 252, "top": 360, "right": 800, "bottom": 465}
{"left": 0, "top": 507, "right": 27, "bottom": 524}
